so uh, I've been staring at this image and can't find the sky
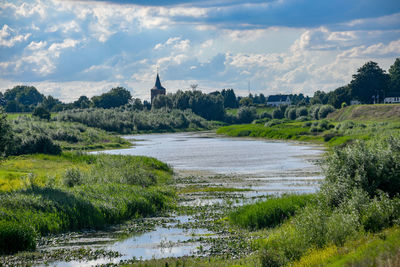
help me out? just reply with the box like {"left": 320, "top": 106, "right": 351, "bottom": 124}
{"left": 0, "top": 0, "right": 399, "bottom": 102}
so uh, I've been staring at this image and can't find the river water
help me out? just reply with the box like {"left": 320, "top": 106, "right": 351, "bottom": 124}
{"left": 45, "top": 132, "right": 324, "bottom": 266}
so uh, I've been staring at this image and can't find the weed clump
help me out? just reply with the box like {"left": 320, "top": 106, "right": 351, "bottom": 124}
{"left": 0, "top": 221, "right": 36, "bottom": 254}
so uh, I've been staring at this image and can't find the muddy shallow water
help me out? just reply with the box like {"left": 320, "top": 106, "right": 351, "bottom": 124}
{"left": 40, "top": 132, "right": 324, "bottom": 266}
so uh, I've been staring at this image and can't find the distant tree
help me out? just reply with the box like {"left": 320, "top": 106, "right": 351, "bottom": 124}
{"left": 130, "top": 98, "right": 144, "bottom": 110}
{"left": 259, "top": 93, "right": 266, "bottom": 104}
{"left": 152, "top": 94, "right": 173, "bottom": 109}
{"left": 350, "top": 61, "right": 390, "bottom": 103}
{"left": 42, "top": 95, "right": 62, "bottom": 111}
{"left": 0, "top": 108, "right": 14, "bottom": 157}
{"left": 3, "top": 85, "right": 44, "bottom": 112}
{"left": 92, "top": 87, "right": 132, "bottom": 109}
{"left": 327, "top": 86, "right": 351, "bottom": 108}
{"left": 311, "top": 91, "right": 328, "bottom": 105}
{"left": 73, "top": 96, "right": 91, "bottom": 109}
{"left": 388, "top": 58, "right": 400, "bottom": 94}
{"left": 190, "top": 84, "right": 198, "bottom": 91}
{"left": 32, "top": 106, "right": 51, "bottom": 120}
{"left": 143, "top": 100, "right": 151, "bottom": 110}
{"left": 237, "top": 107, "right": 257, "bottom": 123}
{"left": 221, "top": 89, "right": 238, "bottom": 108}
{"left": 5, "top": 100, "right": 19, "bottom": 112}
{"left": 239, "top": 97, "right": 253, "bottom": 107}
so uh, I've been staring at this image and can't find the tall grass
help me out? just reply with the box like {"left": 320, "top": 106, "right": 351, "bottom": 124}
{"left": 229, "top": 194, "right": 314, "bottom": 230}
{"left": 56, "top": 108, "right": 211, "bottom": 133}
{"left": 0, "top": 153, "right": 175, "bottom": 254}
{"left": 258, "top": 137, "right": 400, "bottom": 266}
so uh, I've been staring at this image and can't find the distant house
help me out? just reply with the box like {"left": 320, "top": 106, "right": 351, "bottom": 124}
{"left": 384, "top": 95, "right": 400, "bottom": 104}
{"left": 350, "top": 100, "right": 361, "bottom": 105}
{"left": 267, "top": 95, "right": 291, "bottom": 107}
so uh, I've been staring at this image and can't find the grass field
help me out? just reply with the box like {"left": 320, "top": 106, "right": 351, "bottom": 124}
{"left": 328, "top": 104, "right": 400, "bottom": 122}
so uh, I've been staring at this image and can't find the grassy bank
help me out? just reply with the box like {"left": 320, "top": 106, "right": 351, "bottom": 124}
{"left": 217, "top": 118, "right": 400, "bottom": 147}
{"left": 328, "top": 104, "right": 400, "bottom": 122}
{"left": 0, "top": 153, "right": 175, "bottom": 254}
{"left": 229, "top": 194, "right": 315, "bottom": 230}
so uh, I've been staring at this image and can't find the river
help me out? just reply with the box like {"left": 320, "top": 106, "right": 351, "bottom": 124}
{"left": 43, "top": 132, "right": 324, "bottom": 266}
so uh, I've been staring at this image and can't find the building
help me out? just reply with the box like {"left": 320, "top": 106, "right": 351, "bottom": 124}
{"left": 150, "top": 73, "right": 166, "bottom": 103}
{"left": 384, "top": 95, "right": 400, "bottom": 104}
{"left": 267, "top": 95, "right": 291, "bottom": 107}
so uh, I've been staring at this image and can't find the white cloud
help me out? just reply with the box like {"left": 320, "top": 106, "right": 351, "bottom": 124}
{"left": 0, "top": 25, "right": 31, "bottom": 47}
{"left": 27, "top": 40, "right": 47, "bottom": 50}
{"left": 338, "top": 39, "right": 400, "bottom": 58}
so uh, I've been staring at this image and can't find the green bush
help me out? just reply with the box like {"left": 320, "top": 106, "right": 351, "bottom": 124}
{"left": 285, "top": 108, "right": 297, "bottom": 120}
{"left": 296, "top": 107, "right": 308, "bottom": 117}
{"left": 318, "top": 105, "right": 335, "bottom": 119}
{"left": 229, "top": 194, "right": 314, "bottom": 230}
{"left": 237, "top": 106, "right": 257, "bottom": 123}
{"left": 272, "top": 109, "right": 284, "bottom": 119}
{"left": 0, "top": 221, "right": 36, "bottom": 254}
{"left": 322, "top": 137, "right": 400, "bottom": 205}
{"left": 63, "top": 168, "right": 83, "bottom": 187}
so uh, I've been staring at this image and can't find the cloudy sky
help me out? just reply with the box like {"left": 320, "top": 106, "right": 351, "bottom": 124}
{"left": 0, "top": 0, "right": 399, "bottom": 102}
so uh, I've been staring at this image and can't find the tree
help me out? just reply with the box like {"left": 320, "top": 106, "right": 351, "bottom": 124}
{"left": 0, "top": 108, "right": 14, "bottom": 157}
{"left": 73, "top": 96, "right": 91, "bottom": 109}
{"left": 3, "top": 85, "right": 44, "bottom": 112}
{"left": 92, "top": 87, "right": 132, "bottom": 109}
{"left": 237, "top": 107, "right": 256, "bottom": 123}
{"left": 41, "top": 95, "right": 62, "bottom": 111}
{"left": 388, "top": 58, "right": 400, "bottom": 94}
{"left": 221, "top": 89, "right": 238, "bottom": 108}
{"left": 32, "top": 106, "right": 51, "bottom": 120}
{"left": 311, "top": 91, "right": 328, "bottom": 105}
{"left": 350, "top": 61, "right": 390, "bottom": 104}
{"left": 239, "top": 97, "right": 253, "bottom": 107}
{"left": 327, "top": 86, "right": 351, "bottom": 109}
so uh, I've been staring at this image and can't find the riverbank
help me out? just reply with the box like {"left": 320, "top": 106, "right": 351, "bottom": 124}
{"left": 0, "top": 152, "right": 175, "bottom": 256}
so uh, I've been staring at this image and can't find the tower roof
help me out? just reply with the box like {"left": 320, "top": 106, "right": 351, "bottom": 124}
{"left": 152, "top": 73, "right": 166, "bottom": 91}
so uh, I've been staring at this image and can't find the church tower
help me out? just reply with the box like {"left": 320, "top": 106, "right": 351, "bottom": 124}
{"left": 150, "top": 73, "right": 166, "bottom": 103}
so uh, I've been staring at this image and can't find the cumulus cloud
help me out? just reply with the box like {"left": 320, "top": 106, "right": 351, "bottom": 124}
{"left": 0, "top": 25, "right": 31, "bottom": 47}
{"left": 338, "top": 39, "right": 400, "bottom": 58}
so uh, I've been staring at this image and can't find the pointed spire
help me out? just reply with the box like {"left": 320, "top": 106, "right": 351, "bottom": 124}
{"left": 155, "top": 73, "right": 162, "bottom": 89}
{"left": 152, "top": 72, "right": 165, "bottom": 90}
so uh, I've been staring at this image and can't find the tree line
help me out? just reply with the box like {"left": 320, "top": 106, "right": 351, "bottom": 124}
{"left": 1, "top": 57, "right": 399, "bottom": 119}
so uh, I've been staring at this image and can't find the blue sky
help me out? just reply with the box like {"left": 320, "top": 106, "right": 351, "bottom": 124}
{"left": 0, "top": 0, "right": 399, "bottom": 102}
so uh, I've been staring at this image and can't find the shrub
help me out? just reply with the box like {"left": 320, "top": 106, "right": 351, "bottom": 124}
{"left": 63, "top": 168, "right": 84, "bottom": 187}
{"left": 32, "top": 106, "right": 51, "bottom": 120}
{"left": 259, "top": 112, "right": 272, "bottom": 119}
{"left": 296, "top": 107, "right": 308, "bottom": 117}
{"left": 321, "top": 137, "right": 400, "bottom": 205}
{"left": 318, "top": 105, "right": 335, "bottom": 119}
{"left": 361, "top": 194, "right": 400, "bottom": 233}
{"left": 309, "top": 105, "right": 321, "bottom": 120}
{"left": 285, "top": 107, "right": 297, "bottom": 120}
{"left": 17, "top": 135, "right": 62, "bottom": 155}
{"left": 0, "top": 221, "right": 36, "bottom": 254}
{"left": 272, "top": 109, "right": 284, "bottom": 119}
{"left": 237, "top": 107, "right": 257, "bottom": 123}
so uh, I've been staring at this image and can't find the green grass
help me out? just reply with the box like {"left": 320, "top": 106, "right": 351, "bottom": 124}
{"left": 0, "top": 153, "right": 175, "bottom": 253}
{"left": 226, "top": 106, "right": 274, "bottom": 116}
{"left": 217, "top": 122, "right": 323, "bottom": 143}
{"left": 217, "top": 119, "right": 400, "bottom": 147}
{"left": 292, "top": 226, "right": 400, "bottom": 267}
{"left": 328, "top": 104, "right": 400, "bottom": 122}
{"left": 230, "top": 194, "right": 314, "bottom": 230}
